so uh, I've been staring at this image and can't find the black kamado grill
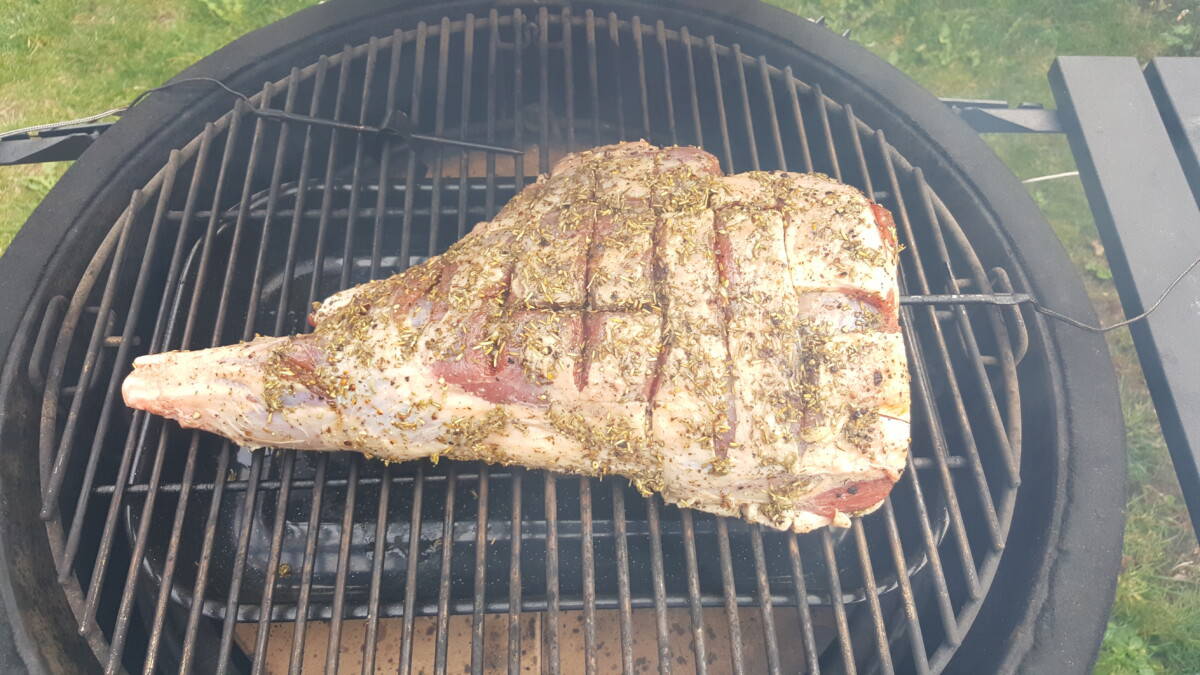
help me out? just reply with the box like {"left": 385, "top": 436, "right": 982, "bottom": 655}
{"left": 0, "top": 1, "right": 1127, "bottom": 673}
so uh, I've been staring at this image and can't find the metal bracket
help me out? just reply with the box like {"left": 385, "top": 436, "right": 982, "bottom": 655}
{"left": 941, "top": 98, "right": 1063, "bottom": 134}
{"left": 0, "top": 123, "right": 110, "bottom": 166}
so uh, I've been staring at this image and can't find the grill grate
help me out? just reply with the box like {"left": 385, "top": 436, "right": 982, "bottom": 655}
{"left": 35, "top": 7, "right": 1028, "bottom": 673}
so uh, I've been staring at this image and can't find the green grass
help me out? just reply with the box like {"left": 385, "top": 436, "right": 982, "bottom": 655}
{"left": 3, "top": 0, "right": 1200, "bottom": 671}
{"left": 0, "top": 0, "right": 315, "bottom": 245}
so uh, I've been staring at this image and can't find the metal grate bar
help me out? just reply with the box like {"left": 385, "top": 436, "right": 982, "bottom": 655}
{"left": 611, "top": 484, "right": 636, "bottom": 673}
{"left": 656, "top": 20, "right": 678, "bottom": 146}
{"left": 457, "top": 16, "right": 477, "bottom": 239}
{"left": 731, "top": 44, "right": 760, "bottom": 170}
{"left": 544, "top": 474, "right": 563, "bottom": 674}
{"left": 538, "top": 8, "right": 552, "bottom": 174}
{"left": 579, "top": 480, "right": 599, "bottom": 675}
{"left": 399, "top": 465, "right": 426, "bottom": 674}
{"left": 732, "top": 55, "right": 784, "bottom": 675}
{"left": 325, "top": 458, "right": 362, "bottom": 674}
{"left": 278, "top": 65, "right": 327, "bottom": 337}
{"left": 39, "top": 201, "right": 138, "bottom": 528}
{"left": 102, "top": 158, "right": 183, "bottom": 674}
{"left": 507, "top": 14, "right": 526, "bottom": 673}
{"left": 398, "top": 23, "right": 427, "bottom": 268}
{"left": 485, "top": 11, "right": 500, "bottom": 218}
{"left": 835, "top": 127, "right": 907, "bottom": 672}
{"left": 143, "top": 102, "right": 258, "bottom": 674}
{"left": 738, "top": 64, "right": 813, "bottom": 658}
{"left": 783, "top": 66, "right": 814, "bottom": 172}
{"left": 360, "top": 33, "right": 407, "bottom": 674}
{"left": 750, "top": 527, "right": 782, "bottom": 675}
{"left": 215, "top": 79, "right": 292, "bottom": 673}
{"left": 182, "top": 446, "right": 234, "bottom": 674}
{"left": 140, "top": 124, "right": 218, "bottom": 675}
{"left": 902, "top": 312, "right": 982, "bottom": 598}
{"left": 537, "top": 18, "right": 564, "bottom": 667}
{"left": 852, "top": 520, "right": 895, "bottom": 674}
{"left": 372, "top": 31, "right": 405, "bottom": 278}
{"left": 707, "top": 28, "right": 743, "bottom": 675}
{"left": 254, "top": 451, "right": 299, "bottom": 673}
{"left": 882, "top": 149, "right": 1003, "bottom": 548}
{"left": 399, "top": 27, "right": 431, "bottom": 674}
{"left": 814, "top": 84, "right": 841, "bottom": 179}
{"left": 338, "top": 37, "right": 379, "bottom": 291}
{"left": 646, "top": 499, "right": 672, "bottom": 674}
{"left": 900, "top": 452, "right": 959, "bottom": 645}
{"left": 580, "top": 18, "right": 601, "bottom": 673}
{"left": 507, "top": 470, "right": 525, "bottom": 674}
{"left": 305, "top": 52, "right": 347, "bottom": 309}
{"left": 821, "top": 528, "right": 857, "bottom": 675}
{"left": 471, "top": 17, "right": 500, "bottom": 671}
{"left": 217, "top": 450, "right": 265, "bottom": 674}
{"left": 632, "top": 16, "right": 652, "bottom": 139}
{"left": 470, "top": 465, "right": 491, "bottom": 674}
{"left": 362, "top": 462, "right": 393, "bottom": 674}
{"left": 758, "top": 56, "right": 786, "bottom": 169}
{"left": 848, "top": 117, "right": 982, "bottom": 666}
{"left": 284, "top": 466, "right": 331, "bottom": 662}
{"left": 711, "top": 521, "right": 745, "bottom": 675}
{"left": 512, "top": 9, "right": 525, "bottom": 186}
{"left": 608, "top": 13, "right": 626, "bottom": 142}
{"left": 706, "top": 35, "right": 733, "bottom": 171}
{"left": 586, "top": 11, "right": 601, "bottom": 147}
{"left": 431, "top": 24, "right": 457, "bottom": 675}
{"left": 844, "top": 105, "right": 873, "bottom": 194}
{"left": 327, "top": 37, "right": 381, "bottom": 673}
{"left": 676, "top": 33, "right": 708, "bottom": 671}
{"left": 59, "top": 203, "right": 143, "bottom": 631}
{"left": 241, "top": 69, "right": 305, "bottom": 675}
{"left": 680, "top": 511, "right": 709, "bottom": 675}
{"left": 860, "top": 149, "right": 970, "bottom": 644}
{"left": 562, "top": 9, "right": 576, "bottom": 151}
{"left": 882, "top": 499, "right": 932, "bottom": 674}
{"left": 630, "top": 21, "right": 672, "bottom": 672}
{"left": 922, "top": 183, "right": 1022, "bottom": 473}
{"left": 434, "top": 467, "right": 459, "bottom": 674}
{"left": 786, "top": 536, "right": 822, "bottom": 674}
{"left": 287, "top": 48, "right": 354, "bottom": 673}
{"left": 680, "top": 26, "right": 703, "bottom": 148}
{"left": 810, "top": 106, "right": 985, "bottom": 606}
{"left": 427, "top": 19, "right": 452, "bottom": 258}
{"left": 174, "top": 105, "right": 254, "bottom": 672}
{"left": 46, "top": 199, "right": 140, "bottom": 586}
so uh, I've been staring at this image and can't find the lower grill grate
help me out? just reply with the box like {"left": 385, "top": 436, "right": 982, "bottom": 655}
{"left": 36, "top": 6, "right": 1028, "bottom": 673}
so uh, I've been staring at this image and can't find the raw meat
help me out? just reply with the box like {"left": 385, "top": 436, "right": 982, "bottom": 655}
{"left": 123, "top": 141, "right": 910, "bottom": 532}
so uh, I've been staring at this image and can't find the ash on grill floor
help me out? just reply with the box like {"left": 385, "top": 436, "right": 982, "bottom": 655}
{"left": 234, "top": 608, "right": 809, "bottom": 673}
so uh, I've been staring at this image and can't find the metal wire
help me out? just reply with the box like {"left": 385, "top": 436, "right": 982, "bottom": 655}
{"left": 1030, "top": 253, "right": 1200, "bottom": 332}
{"left": 902, "top": 252, "right": 1200, "bottom": 334}
{"left": 0, "top": 107, "right": 126, "bottom": 140}
{"left": 2, "top": 75, "right": 522, "bottom": 154}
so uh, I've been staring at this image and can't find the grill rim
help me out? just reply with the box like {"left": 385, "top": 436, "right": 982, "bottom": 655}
{"left": 0, "top": 0, "right": 1124, "bottom": 673}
